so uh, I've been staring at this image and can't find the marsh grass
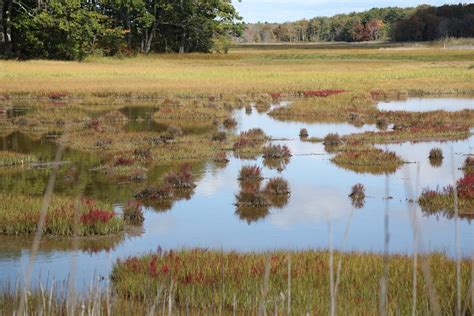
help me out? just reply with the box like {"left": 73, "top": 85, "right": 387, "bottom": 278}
{"left": 0, "top": 195, "right": 123, "bottom": 236}
{"left": 332, "top": 146, "right": 404, "bottom": 175}
{"left": 419, "top": 163, "right": 474, "bottom": 217}
{"left": 0, "top": 151, "right": 37, "bottom": 166}
{"left": 429, "top": 148, "right": 444, "bottom": 167}
{"left": 2, "top": 47, "right": 472, "bottom": 98}
{"left": 107, "top": 249, "right": 474, "bottom": 315}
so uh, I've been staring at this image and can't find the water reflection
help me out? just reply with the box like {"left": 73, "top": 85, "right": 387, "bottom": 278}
{"left": 378, "top": 97, "right": 474, "bottom": 112}
{"left": 0, "top": 99, "right": 473, "bottom": 292}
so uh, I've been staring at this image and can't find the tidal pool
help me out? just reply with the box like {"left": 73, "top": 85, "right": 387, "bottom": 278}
{"left": 0, "top": 99, "right": 473, "bottom": 291}
{"left": 378, "top": 97, "right": 474, "bottom": 112}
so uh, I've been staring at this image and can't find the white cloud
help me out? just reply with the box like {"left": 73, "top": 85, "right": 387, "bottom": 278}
{"left": 233, "top": 0, "right": 466, "bottom": 23}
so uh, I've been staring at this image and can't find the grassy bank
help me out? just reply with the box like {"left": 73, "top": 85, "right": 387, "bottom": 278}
{"left": 2, "top": 249, "right": 469, "bottom": 315}
{"left": 0, "top": 47, "right": 473, "bottom": 98}
{"left": 0, "top": 194, "right": 123, "bottom": 236}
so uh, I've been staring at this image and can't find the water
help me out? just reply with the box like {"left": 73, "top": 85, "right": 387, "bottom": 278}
{"left": 0, "top": 99, "right": 473, "bottom": 291}
{"left": 378, "top": 97, "right": 474, "bottom": 112}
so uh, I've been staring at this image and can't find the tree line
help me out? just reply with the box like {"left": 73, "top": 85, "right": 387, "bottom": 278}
{"left": 0, "top": 0, "right": 243, "bottom": 60}
{"left": 240, "top": 4, "right": 474, "bottom": 43}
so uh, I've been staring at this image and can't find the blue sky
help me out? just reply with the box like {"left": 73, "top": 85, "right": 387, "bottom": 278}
{"left": 232, "top": 0, "right": 468, "bottom": 23}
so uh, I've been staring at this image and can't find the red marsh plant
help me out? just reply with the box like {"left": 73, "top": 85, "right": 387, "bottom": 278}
{"left": 115, "top": 156, "right": 134, "bottom": 166}
{"left": 110, "top": 249, "right": 474, "bottom": 314}
{"left": 271, "top": 92, "right": 281, "bottom": 103}
{"left": 238, "top": 165, "right": 263, "bottom": 181}
{"left": 457, "top": 173, "right": 474, "bottom": 199}
{"left": 223, "top": 118, "right": 237, "bottom": 129}
{"left": 302, "top": 89, "right": 345, "bottom": 98}
{"left": 47, "top": 91, "right": 69, "bottom": 100}
{"left": 123, "top": 200, "right": 145, "bottom": 225}
{"left": 419, "top": 168, "right": 474, "bottom": 216}
{"left": 0, "top": 195, "right": 123, "bottom": 236}
{"left": 214, "top": 151, "right": 229, "bottom": 164}
{"left": 262, "top": 144, "right": 291, "bottom": 159}
{"left": 233, "top": 129, "right": 267, "bottom": 154}
{"left": 164, "top": 163, "right": 195, "bottom": 189}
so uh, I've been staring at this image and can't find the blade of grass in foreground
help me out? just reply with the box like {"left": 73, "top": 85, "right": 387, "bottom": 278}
{"left": 403, "top": 164, "right": 441, "bottom": 315}
{"left": 18, "top": 126, "right": 69, "bottom": 315}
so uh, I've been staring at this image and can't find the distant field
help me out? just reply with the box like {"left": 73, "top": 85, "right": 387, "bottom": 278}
{"left": 0, "top": 45, "right": 472, "bottom": 98}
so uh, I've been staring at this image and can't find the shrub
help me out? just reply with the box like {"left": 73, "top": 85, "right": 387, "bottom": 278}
{"left": 223, "top": 118, "right": 237, "bottom": 129}
{"left": 235, "top": 188, "right": 269, "bottom": 208}
{"left": 323, "top": 133, "right": 341, "bottom": 146}
{"left": 429, "top": 148, "right": 443, "bottom": 160}
{"left": 376, "top": 118, "right": 388, "bottom": 130}
{"left": 212, "top": 132, "right": 227, "bottom": 142}
{"left": 349, "top": 183, "right": 366, "bottom": 208}
{"left": 164, "top": 163, "right": 195, "bottom": 189}
{"left": 214, "top": 151, "right": 229, "bottom": 164}
{"left": 238, "top": 165, "right": 263, "bottom": 181}
{"left": 299, "top": 128, "right": 309, "bottom": 138}
{"left": 123, "top": 200, "right": 144, "bottom": 225}
{"left": 264, "top": 178, "right": 290, "bottom": 196}
{"left": 262, "top": 144, "right": 291, "bottom": 159}
{"left": 245, "top": 105, "right": 252, "bottom": 115}
{"left": 135, "top": 186, "right": 173, "bottom": 200}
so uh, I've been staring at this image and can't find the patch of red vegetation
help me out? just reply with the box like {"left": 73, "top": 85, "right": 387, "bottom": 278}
{"left": 115, "top": 156, "right": 134, "bottom": 166}
{"left": 80, "top": 209, "right": 115, "bottom": 225}
{"left": 270, "top": 92, "right": 281, "bottom": 102}
{"left": 164, "top": 163, "right": 195, "bottom": 189}
{"left": 457, "top": 173, "right": 474, "bottom": 199}
{"left": 302, "top": 89, "right": 345, "bottom": 98}
{"left": 47, "top": 92, "right": 69, "bottom": 100}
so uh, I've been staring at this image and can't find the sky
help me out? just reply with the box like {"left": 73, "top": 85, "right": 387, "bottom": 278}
{"left": 232, "top": 0, "right": 468, "bottom": 23}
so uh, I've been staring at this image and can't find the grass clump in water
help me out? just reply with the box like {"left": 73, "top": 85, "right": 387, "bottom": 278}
{"left": 429, "top": 147, "right": 444, "bottom": 167}
{"left": 0, "top": 195, "right": 123, "bottom": 236}
{"left": 164, "top": 163, "right": 196, "bottom": 189}
{"left": 233, "top": 128, "right": 267, "bottom": 158}
{"left": 238, "top": 165, "right": 263, "bottom": 181}
{"left": 419, "top": 163, "right": 474, "bottom": 218}
{"left": 349, "top": 183, "right": 366, "bottom": 209}
{"left": 299, "top": 128, "right": 309, "bottom": 139}
{"left": 262, "top": 144, "right": 291, "bottom": 159}
{"left": 122, "top": 200, "right": 144, "bottom": 225}
{"left": 332, "top": 146, "right": 404, "bottom": 175}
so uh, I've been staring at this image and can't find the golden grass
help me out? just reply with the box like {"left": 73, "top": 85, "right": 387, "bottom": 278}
{"left": 0, "top": 48, "right": 473, "bottom": 98}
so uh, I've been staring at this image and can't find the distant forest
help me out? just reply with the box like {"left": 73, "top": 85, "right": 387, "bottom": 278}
{"left": 240, "top": 4, "right": 474, "bottom": 43}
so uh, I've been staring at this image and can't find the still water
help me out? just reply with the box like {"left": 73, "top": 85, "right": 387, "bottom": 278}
{"left": 0, "top": 98, "right": 472, "bottom": 290}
